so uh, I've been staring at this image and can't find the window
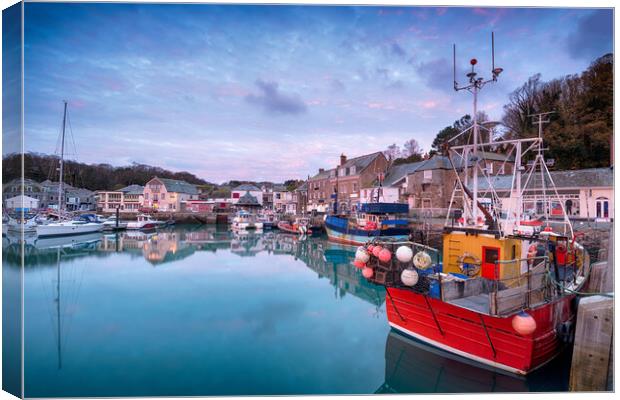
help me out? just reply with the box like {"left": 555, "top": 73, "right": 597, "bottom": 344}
{"left": 161, "top": 193, "right": 165, "bottom": 199}
{"left": 233, "top": 192, "right": 240, "bottom": 199}
{"left": 596, "top": 197, "right": 610, "bottom": 219}
{"left": 145, "top": 193, "right": 149, "bottom": 200}
{"left": 423, "top": 170, "right": 432, "bottom": 182}
{"left": 353, "top": 183, "right": 358, "bottom": 192}
{"left": 350, "top": 166, "right": 356, "bottom": 175}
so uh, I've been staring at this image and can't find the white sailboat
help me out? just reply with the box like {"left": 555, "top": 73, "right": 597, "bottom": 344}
{"left": 36, "top": 101, "right": 103, "bottom": 237}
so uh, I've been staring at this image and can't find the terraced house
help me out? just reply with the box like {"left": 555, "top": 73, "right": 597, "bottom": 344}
{"left": 307, "top": 152, "right": 389, "bottom": 213}
{"left": 96, "top": 184, "right": 144, "bottom": 213}
{"left": 143, "top": 177, "right": 199, "bottom": 212}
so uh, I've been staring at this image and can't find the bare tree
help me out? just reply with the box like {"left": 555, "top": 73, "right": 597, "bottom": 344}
{"left": 403, "top": 139, "right": 422, "bottom": 158}
{"left": 383, "top": 143, "right": 402, "bottom": 161}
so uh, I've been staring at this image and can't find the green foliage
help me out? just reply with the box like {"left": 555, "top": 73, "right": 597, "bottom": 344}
{"left": 284, "top": 179, "right": 305, "bottom": 191}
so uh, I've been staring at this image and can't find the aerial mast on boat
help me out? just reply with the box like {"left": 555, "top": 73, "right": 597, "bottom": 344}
{"left": 449, "top": 32, "right": 503, "bottom": 225}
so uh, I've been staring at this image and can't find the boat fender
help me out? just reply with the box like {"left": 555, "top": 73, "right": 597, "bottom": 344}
{"left": 413, "top": 251, "right": 433, "bottom": 269}
{"left": 456, "top": 252, "right": 481, "bottom": 276}
{"left": 512, "top": 312, "right": 537, "bottom": 336}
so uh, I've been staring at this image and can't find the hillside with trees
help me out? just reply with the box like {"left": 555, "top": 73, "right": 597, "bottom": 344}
{"left": 428, "top": 54, "right": 613, "bottom": 169}
{"left": 2, "top": 152, "right": 214, "bottom": 191}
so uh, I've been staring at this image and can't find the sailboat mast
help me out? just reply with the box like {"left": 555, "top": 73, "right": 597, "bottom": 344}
{"left": 58, "top": 101, "right": 68, "bottom": 213}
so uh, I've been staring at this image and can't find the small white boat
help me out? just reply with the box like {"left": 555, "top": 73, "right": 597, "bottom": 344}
{"left": 6, "top": 214, "right": 39, "bottom": 234}
{"left": 102, "top": 216, "right": 128, "bottom": 230}
{"left": 231, "top": 211, "right": 263, "bottom": 231}
{"left": 126, "top": 214, "right": 162, "bottom": 230}
{"left": 36, "top": 220, "right": 104, "bottom": 237}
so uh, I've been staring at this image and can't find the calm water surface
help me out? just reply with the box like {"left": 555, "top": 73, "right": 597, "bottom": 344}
{"left": 3, "top": 225, "right": 570, "bottom": 397}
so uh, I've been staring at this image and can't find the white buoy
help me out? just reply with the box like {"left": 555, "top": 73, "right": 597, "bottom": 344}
{"left": 413, "top": 251, "right": 432, "bottom": 269}
{"left": 400, "top": 268, "right": 419, "bottom": 287}
{"left": 355, "top": 248, "right": 370, "bottom": 263}
{"left": 396, "top": 246, "right": 414, "bottom": 263}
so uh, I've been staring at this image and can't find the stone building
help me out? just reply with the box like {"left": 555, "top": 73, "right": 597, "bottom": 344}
{"left": 307, "top": 152, "right": 389, "bottom": 213}
{"left": 405, "top": 153, "right": 514, "bottom": 217}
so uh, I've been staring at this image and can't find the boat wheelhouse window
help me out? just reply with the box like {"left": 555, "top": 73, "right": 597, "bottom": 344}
{"left": 484, "top": 247, "right": 499, "bottom": 264}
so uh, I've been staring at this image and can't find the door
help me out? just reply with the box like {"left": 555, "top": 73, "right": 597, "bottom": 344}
{"left": 481, "top": 246, "right": 500, "bottom": 280}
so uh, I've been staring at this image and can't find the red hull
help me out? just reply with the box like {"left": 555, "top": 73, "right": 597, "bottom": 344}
{"left": 385, "top": 288, "right": 574, "bottom": 375}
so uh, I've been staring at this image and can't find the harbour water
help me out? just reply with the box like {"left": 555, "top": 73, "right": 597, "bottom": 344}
{"left": 3, "top": 225, "right": 571, "bottom": 397}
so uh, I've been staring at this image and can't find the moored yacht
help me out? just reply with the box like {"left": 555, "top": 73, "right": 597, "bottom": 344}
{"left": 36, "top": 102, "right": 104, "bottom": 237}
{"left": 126, "top": 214, "right": 162, "bottom": 230}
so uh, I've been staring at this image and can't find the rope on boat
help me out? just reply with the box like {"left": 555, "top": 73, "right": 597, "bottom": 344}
{"left": 545, "top": 269, "right": 614, "bottom": 298}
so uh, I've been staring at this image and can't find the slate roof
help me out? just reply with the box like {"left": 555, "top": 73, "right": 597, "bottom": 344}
{"left": 120, "top": 184, "right": 144, "bottom": 195}
{"left": 272, "top": 184, "right": 288, "bottom": 192}
{"left": 409, "top": 152, "right": 513, "bottom": 173}
{"left": 233, "top": 183, "right": 261, "bottom": 192}
{"left": 156, "top": 178, "right": 199, "bottom": 195}
{"left": 310, "top": 151, "right": 384, "bottom": 180}
{"left": 475, "top": 168, "right": 613, "bottom": 191}
{"left": 294, "top": 182, "right": 308, "bottom": 192}
{"left": 377, "top": 161, "right": 425, "bottom": 187}
{"left": 309, "top": 168, "right": 335, "bottom": 180}
{"left": 236, "top": 191, "right": 261, "bottom": 206}
{"left": 340, "top": 151, "right": 384, "bottom": 172}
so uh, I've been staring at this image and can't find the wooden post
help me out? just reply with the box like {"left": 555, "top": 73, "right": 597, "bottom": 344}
{"left": 569, "top": 295, "right": 613, "bottom": 391}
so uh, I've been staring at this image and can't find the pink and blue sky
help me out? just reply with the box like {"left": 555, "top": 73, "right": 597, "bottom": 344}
{"left": 18, "top": 3, "right": 613, "bottom": 183}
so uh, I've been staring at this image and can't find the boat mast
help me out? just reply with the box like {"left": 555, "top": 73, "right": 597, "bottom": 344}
{"left": 451, "top": 33, "right": 503, "bottom": 225}
{"left": 58, "top": 100, "right": 68, "bottom": 213}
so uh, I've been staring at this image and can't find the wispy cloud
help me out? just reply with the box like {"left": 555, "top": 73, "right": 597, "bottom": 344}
{"left": 17, "top": 4, "right": 612, "bottom": 182}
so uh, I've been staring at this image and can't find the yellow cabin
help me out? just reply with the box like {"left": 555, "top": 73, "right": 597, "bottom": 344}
{"left": 442, "top": 231, "right": 524, "bottom": 284}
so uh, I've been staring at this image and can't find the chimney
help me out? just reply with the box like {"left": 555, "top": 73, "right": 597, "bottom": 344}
{"left": 319, "top": 168, "right": 325, "bottom": 173}
{"left": 340, "top": 154, "right": 347, "bottom": 166}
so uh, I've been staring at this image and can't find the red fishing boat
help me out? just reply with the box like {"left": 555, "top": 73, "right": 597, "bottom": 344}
{"left": 356, "top": 34, "right": 591, "bottom": 375}
{"left": 277, "top": 217, "right": 312, "bottom": 235}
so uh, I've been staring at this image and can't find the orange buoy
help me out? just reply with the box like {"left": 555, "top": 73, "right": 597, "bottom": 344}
{"left": 353, "top": 260, "right": 366, "bottom": 269}
{"left": 372, "top": 246, "right": 383, "bottom": 258}
{"left": 378, "top": 248, "right": 392, "bottom": 263}
{"left": 512, "top": 312, "right": 537, "bottom": 336}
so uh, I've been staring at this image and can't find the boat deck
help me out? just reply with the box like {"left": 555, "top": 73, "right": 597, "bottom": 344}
{"left": 447, "top": 293, "right": 491, "bottom": 314}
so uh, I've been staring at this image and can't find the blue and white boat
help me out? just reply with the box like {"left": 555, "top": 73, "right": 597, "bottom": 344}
{"left": 324, "top": 202, "right": 410, "bottom": 246}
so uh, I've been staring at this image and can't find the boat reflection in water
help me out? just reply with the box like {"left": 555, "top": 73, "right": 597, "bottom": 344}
{"left": 377, "top": 330, "right": 571, "bottom": 394}
{"left": 7, "top": 225, "right": 571, "bottom": 396}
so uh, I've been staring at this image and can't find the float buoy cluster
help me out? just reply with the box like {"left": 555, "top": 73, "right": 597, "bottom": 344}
{"left": 353, "top": 243, "right": 433, "bottom": 288}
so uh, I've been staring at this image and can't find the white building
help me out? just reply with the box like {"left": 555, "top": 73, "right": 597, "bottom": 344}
{"left": 478, "top": 167, "right": 614, "bottom": 221}
{"left": 231, "top": 184, "right": 263, "bottom": 206}
{"left": 5, "top": 195, "right": 40, "bottom": 211}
